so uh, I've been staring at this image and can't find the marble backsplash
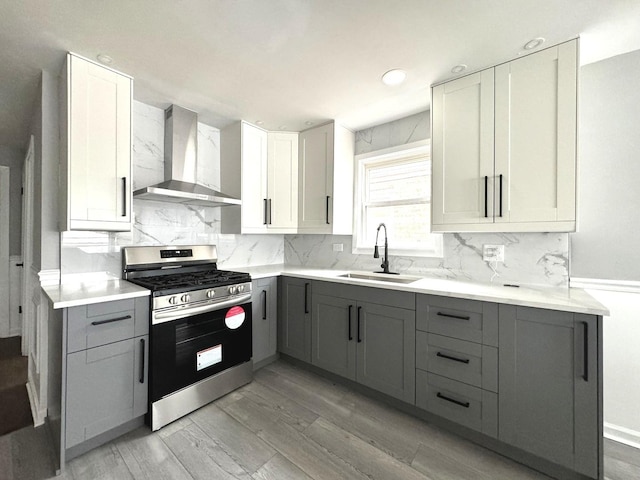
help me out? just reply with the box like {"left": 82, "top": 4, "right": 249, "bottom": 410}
{"left": 285, "top": 232, "right": 569, "bottom": 287}
{"left": 60, "top": 101, "right": 284, "bottom": 279}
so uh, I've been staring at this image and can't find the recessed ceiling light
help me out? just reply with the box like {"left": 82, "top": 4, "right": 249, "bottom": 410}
{"left": 381, "top": 69, "right": 406, "bottom": 86}
{"left": 523, "top": 37, "right": 545, "bottom": 50}
{"left": 96, "top": 54, "right": 113, "bottom": 65}
{"left": 451, "top": 64, "right": 467, "bottom": 74}
{"left": 305, "top": 121, "right": 314, "bottom": 126}
{"left": 255, "top": 120, "right": 264, "bottom": 126}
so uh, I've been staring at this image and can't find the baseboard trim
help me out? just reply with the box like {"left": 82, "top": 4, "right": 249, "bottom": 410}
{"left": 25, "top": 380, "right": 46, "bottom": 427}
{"left": 604, "top": 422, "right": 640, "bottom": 449}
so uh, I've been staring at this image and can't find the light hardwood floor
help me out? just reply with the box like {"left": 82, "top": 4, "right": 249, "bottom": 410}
{"left": 1, "top": 359, "right": 639, "bottom": 479}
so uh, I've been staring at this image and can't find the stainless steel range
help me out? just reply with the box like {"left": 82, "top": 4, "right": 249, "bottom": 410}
{"left": 122, "top": 244, "right": 253, "bottom": 431}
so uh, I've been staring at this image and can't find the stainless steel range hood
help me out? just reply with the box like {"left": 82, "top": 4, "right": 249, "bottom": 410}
{"left": 133, "top": 105, "right": 240, "bottom": 207}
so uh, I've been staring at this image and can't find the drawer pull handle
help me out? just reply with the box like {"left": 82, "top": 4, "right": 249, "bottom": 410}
{"left": 437, "top": 392, "right": 470, "bottom": 408}
{"left": 436, "top": 351, "right": 470, "bottom": 364}
{"left": 91, "top": 315, "right": 132, "bottom": 326}
{"left": 436, "top": 312, "right": 470, "bottom": 321}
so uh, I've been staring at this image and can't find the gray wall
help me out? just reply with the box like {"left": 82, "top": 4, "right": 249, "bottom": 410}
{"left": 0, "top": 145, "right": 24, "bottom": 255}
{"left": 570, "top": 49, "right": 640, "bottom": 281}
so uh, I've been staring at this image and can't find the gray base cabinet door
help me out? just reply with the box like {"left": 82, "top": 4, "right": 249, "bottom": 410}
{"left": 65, "top": 335, "right": 148, "bottom": 448}
{"left": 357, "top": 302, "right": 415, "bottom": 403}
{"left": 499, "top": 305, "right": 599, "bottom": 478}
{"left": 311, "top": 294, "right": 356, "bottom": 380}
{"left": 278, "top": 277, "right": 311, "bottom": 361}
{"left": 252, "top": 277, "right": 278, "bottom": 364}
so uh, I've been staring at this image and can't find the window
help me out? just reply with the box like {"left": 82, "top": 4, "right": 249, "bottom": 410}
{"left": 353, "top": 140, "right": 442, "bottom": 257}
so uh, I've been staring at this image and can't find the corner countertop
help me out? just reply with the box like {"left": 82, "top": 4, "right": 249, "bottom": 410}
{"left": 235, "top": 264, "right": 609, "bottom": 316}
{"left": 42, "top": 279, "right": 150, "bottom": 309}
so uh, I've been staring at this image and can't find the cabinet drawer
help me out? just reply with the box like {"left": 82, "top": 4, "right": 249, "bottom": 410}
{"left": 416, "top": 332, "right": 497, "bottom": 392}
{"left": 416, "top": 371, "right": 497, "bottom": 437}
{"left": 67, "top": 298, "right": 148, "bottom": 353}
{"left": 417, "top": 295, "right": 498, "bottom": 346}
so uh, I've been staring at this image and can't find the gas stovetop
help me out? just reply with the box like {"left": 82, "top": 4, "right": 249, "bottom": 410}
{"left": 129, "top": 269, "right": 250, "bottom": 292}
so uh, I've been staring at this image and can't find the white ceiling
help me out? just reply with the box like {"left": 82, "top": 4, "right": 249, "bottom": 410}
{"left": 1, "top": 0, "right": 640, "bottom": 150}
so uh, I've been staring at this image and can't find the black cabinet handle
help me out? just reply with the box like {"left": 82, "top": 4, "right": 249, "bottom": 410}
{"left": 122, "top": 177, "right": 127, "bottom": 217}
{"left": 436, "top": 312, "right": 470, "bottom": 321}
{"left": 326, "top": 195, "right": 330, "bottom": 224}
{"left": 16, "top": 263, "right": 24, "bottom": 267}
{"left": 91, "top": 314, "right": 131, "bottom": 326}
{"left": 139, "top": 338, "right": 145, "bottom": 384}
{"left": 436, "top": 351, "right": 470, "bottom": 364}
{"left": 348, "top": 305, "right": 353, "bottom": 341}
{"left": 582, "top": 321, "right": 589, "bottom": 382}
{"left": 263, "top": 199, "right": 268, "bottom": 225}
{"left": 357, "top": 306, "right": 362, "bottom": 343}
{"left": 499, "top": 174, "right": 503, "bottom": 217}
{"left": 484, "top": 176, "right": 488, "bottom": 218}
{"left": 268, "top": 199, "right": 272, "bottom": 225}
{"left": 262, "top": 290, "right": 267, "bottom": 320}
{"left": 437, "top": 392, "right": 469, "bottom": 408}
{"left": 304, "top": 283, "right": 309, "bottom": 314}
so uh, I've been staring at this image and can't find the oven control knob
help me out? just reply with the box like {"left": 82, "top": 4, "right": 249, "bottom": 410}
{"left": 181, "top": 294, "right": 190, "bottom": 303}
{"left": 228, "top": 285, "right": 237, "bottom": 295}
{"left": 207, "top": 290, "right": 215, "bottom": 299}
{"left": 168, "top": 296, "right": 178, "bottom": 305}
{"left": 237, "top": 284, "right": 245, "bottom": 293}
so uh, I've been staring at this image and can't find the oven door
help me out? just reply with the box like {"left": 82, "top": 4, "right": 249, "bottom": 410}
{"left": 150, "top": 300, "right": 252, "bottom": 402}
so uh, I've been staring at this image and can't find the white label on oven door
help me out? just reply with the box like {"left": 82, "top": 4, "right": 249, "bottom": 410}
{"left": 197, "top": 344, "right": 222, "bottom": 371}
{"left": 225, "top": 305, "right": 246, "bottom": 329}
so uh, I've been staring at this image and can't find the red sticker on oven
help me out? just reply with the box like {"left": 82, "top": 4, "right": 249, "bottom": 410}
{"left": 225, "top": 305, "right": 246, "bottom": 329}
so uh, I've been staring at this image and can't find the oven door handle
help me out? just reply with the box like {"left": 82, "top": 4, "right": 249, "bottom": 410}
{"left": 152, "top": 293, "right": 252, "bottom": 325}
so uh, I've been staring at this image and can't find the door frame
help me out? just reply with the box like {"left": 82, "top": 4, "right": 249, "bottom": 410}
{"left": 21, "top": 135, "right": 34, "bottom": 355}
{"left": 0, "top": 166, "right": 9, "bottom": 337}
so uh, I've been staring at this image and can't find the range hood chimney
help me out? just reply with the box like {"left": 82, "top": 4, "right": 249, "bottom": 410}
{"left": 133, "top": 105, "right": 241, "bottom": 206}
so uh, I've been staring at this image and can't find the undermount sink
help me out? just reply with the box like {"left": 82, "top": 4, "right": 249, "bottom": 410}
{"left": 338, "top": 272, "right": 420, "bottom": 284}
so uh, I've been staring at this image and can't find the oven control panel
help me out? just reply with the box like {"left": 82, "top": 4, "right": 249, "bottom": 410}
{"left": 153, "top": 282, "right": 252, "bottom": 311}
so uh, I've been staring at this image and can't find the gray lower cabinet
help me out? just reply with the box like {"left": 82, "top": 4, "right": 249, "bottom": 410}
{"left": 252, "top": 277, "right": 278, "bottom": 366}
{"left": 499, "top": 305, "right": 600, "bottom": 479}
{"left": 278, "top": 276, "right": 311, "bottom": 362}
{"left": 311, "top": 283, "right": 415, "bottom": 403}
{"left": 63, "top": 297, "right": 149, "bottom": 455}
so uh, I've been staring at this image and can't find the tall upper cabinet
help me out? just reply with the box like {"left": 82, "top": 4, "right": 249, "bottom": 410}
{"left": 431, "top": 39, "right": 578, "bottom": 232}
{"left": 220, "top": 122, "right": 298, "bottom": 233}
{"left": 59, "top": 53, "right": 132, "bottom": 232}
{"left": 298, "top": 122, "right": 354, "bottom": 234}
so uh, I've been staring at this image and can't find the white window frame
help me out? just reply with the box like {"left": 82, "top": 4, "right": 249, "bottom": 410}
{"left": 353, "top": 139, "right": 443, "bottom": 258}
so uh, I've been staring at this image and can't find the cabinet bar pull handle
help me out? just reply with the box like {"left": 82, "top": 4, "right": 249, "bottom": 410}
{"left": 582, "top": 321, "right": 589, "bottom": 381}
{"left": 139, "top": 338, "right": 145, "bottom": 383}
{"left": 304, "top": 283, "right": 309, "bottom": 314}
{"left": 436, "top": 312, "right": 470, "bottom": 321}
{"left": 499, "top": 174, "right": 503, "bottom": 217}
{"left": 91, "top": 314, "right": 131, "bottom": 326}
{"left": 348, "top": 305, "right": 353, "bottom": 341}
{"left": 263, "top": 199, "right": 268, "bottom": 225}
{"left": 436, "top": 351, "right": 470, "bottom": 364}
{"left": 326, "top": 195, "right": 330, "bottom": 224}
{"left": 268, "top": 198, "right": 273, "bottom": 225}
{"left": 122, "top": 177, "right": 127, "bottom": 217}
{"left": 484, "top": 176, "right": 488, "bottom": 218}
{"left": 262, "top": 290, "right": 267, "bottom": 320}
{"left": 357, "top": 306, "right": 362, "bottom": 343}
{"left": 437, "top": 392, "right": 470, "bottom": 408}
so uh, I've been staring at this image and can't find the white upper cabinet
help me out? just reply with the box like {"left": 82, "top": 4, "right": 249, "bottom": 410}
{"left": 60, "top": 53, "right": 132, "bottom": 232}
{"left": 432, "top": 39, "right": 578, "bottom": 233}
{"left": 220, "top": 122, "right": 298, "bottom": 233}
{"left": 298, "top": 122, "right": 354, "bottom": 234}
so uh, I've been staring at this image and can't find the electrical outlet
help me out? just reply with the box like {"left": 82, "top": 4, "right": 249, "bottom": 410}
{"left": 483, "top": 244, "right": 505, "bottom": 262}
{"left": 332, "top": 243, "right": 344, "bottom": 252}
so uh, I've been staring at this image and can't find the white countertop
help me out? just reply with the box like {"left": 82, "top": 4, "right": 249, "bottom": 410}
{"left": 235, "top": 265, "right": 609, "bottom": 316}
{"left": 42, "top": 265, "right": 609, "bottom": 315}
{"left": 43, "top": 279, "right": 150, "bottom": 309}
